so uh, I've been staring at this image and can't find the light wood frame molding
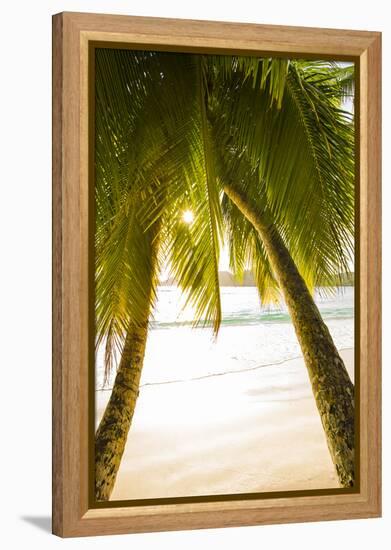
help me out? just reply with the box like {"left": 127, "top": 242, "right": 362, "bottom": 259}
{"left": 52, "top": 11, "right": 382, "bottom": 538}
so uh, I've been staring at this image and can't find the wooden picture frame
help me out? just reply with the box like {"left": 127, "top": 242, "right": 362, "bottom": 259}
{"left": 52, "top": 11, "right": 381, "bottom": 538}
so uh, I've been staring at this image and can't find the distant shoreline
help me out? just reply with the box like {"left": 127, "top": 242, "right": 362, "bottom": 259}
{"left": 160, "top": 271, "right": 355, "bottom": 287}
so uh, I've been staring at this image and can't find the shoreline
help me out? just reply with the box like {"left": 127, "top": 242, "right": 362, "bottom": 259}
{"left": 96, "top": 319, "right": 354, "bottom": 388}
{"left": 96, "top": 348, "right": 354, "bottom": 501}
{"left": 97, "top": 346, "right": 355, "bottom": 392}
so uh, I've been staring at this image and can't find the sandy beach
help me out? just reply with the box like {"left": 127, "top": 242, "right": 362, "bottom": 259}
{"left": 96, "top": 347, "right": 354, "bottom": 501}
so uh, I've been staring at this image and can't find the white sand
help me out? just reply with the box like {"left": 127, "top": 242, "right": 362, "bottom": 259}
{"left": 96, "top": 348, "right": 354, "bottom": 501}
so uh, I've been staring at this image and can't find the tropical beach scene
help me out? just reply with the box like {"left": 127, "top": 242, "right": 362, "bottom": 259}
{"left": 94, "top": 49, "right": 355, "bottom": 502}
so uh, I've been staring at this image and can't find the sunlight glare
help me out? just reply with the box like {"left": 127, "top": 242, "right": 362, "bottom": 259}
{"left": 182, "top": 209, "right": 194, "bottom": 224}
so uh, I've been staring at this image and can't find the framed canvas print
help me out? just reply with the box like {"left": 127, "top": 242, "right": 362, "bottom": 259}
{"left": 52, "top": 12, "right": 381, "bottom": 537}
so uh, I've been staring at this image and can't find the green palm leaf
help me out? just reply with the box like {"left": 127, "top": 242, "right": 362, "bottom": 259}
{"left": 210, "top": 59, "right": 354, "bottom": 291}
{"left": 95, "top": 49, "right": 224, "bottom": 376}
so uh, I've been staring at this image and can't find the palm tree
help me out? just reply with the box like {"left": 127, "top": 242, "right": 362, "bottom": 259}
{"left": 209, "top": 59, "right": 355, "bottom": 486}
{"left": 94, "top": 49, "right": 355, "bottom": 499}
{"left": 94, "top": 50, "right": 223, "bottom": 499}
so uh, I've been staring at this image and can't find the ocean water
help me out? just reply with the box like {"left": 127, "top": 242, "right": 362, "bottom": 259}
{"left": 96, "top": 286, "right": 354, "bottom": 389}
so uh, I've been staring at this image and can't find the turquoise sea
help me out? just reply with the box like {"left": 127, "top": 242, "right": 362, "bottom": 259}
{"left": 151, "top": 286, "right": 354, "bottom": 328}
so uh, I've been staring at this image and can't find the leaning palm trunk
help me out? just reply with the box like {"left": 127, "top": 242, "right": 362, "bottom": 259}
{"left": 95, "top": 321, "right": 149, "bottom": 500}
{"left": 224, "top": 183, "right": 355, "bottom": 487}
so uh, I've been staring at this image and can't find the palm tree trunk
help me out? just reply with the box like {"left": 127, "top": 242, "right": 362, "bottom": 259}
{"left": 224, "top": 183, "right": 355, "bottom": 487}
{"left": 95, "top": 321, "right": 149, "bottom": 500}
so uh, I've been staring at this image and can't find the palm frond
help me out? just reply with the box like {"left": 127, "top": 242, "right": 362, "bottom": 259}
{"left": 210, "top": 59, "right": 354, "bottom": 289}
{"left": 95, "top": 49, "right": 355, "bottom": 378}
{"left": 206, "top": 55, "right": 289, "bottom": 108}
{"left": 95, "top": 49, "right": 225, "bottom": 376}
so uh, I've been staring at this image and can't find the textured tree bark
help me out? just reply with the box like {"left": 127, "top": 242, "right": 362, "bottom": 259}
{"left": 224, "top": 183, "right": 355, "bottom": 488}
{"left": 95, "top": 322, "right": 149, "bottom": 500}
